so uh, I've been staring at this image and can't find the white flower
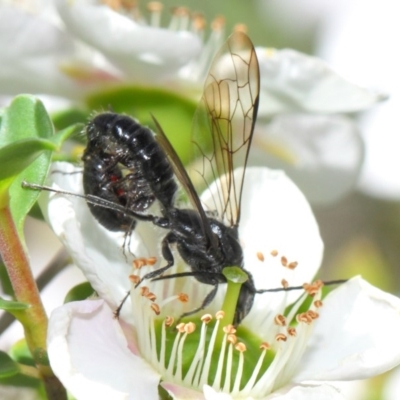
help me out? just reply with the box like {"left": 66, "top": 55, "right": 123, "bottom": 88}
{"left": 1, "top": 0, "right": 385, "bottom": 204}
{"left": 42, "top": 162, "right": 400, "bottom": 399}
{"left": 317, "top": 0, "right": 400, "bottom": 199}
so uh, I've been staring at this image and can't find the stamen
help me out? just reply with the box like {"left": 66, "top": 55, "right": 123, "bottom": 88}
{"left": 129, "top": 274, "right": 140, "bottom": 284}
{"left": 211, "top": 15, "right": 225, "bottom": 32}
{"left": 146, "top": 2, "right": 163, "bottom": 27}
{"left": 165, "top": 316, "right": 174, "bottom": 327}
{"left": 177, "top": 293, "right": 189, "bottom": 303}
{"left": 102, "top": 0, "right": 121, "bottom": 11}
{"left": 314, "top": 300, "right": 323, "bottom": 308}
{"left": 215, "top": 310, "right": 225, "bottom": 320}
{"left": 191, "top": 12, "right": 206, "bottom": 33}
{"left": 287, "top": 327, "right": 297, "bottom": 337}
{"left": 235, "top": 342, "right": 247, "bottom": 352}
{"left": 274, "top": 314, "right": 286, "bottom": 326}
{"left": 145, "top": 292, "right": 157, "bottom": 302}
{"left": 223, "top": 324, "right": 236, "bottom": 335}
{"left": 276, "top": 333, "right": 287, "bottom": 342}
{"left": 227, "top": 334, "right": 237, "bottom": 344}
{"left": 259, "top": 342, "right": 270, "bottom": 350}
{"left": 146, "top": 256, "right": 157, "bottom": 265}
{"left": 140, "top": 286, "right": 150, "bottom": 296}
{"left": 201, "top": 313, "right": 212, "bottom": 324}
{"left": 233, "top": 23, "right": 247, "bottom": 34}
{"left": 256, "top": 252, "right": 265, "bottom": 262}
{"left": 287, "top": 261, "right": 298, "bottom": 270}
{"left": 170, "top": 7, "right": 190, "bottom": 31}
{"left": 150, "top": 303, "right": 160, "bottom": 315}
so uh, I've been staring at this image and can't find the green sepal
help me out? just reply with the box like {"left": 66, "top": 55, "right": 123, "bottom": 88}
{"left": 0, "top": 351, "right": 19, "bottom": 378}
{"left": 64, "top": 281, "right": 95, "bottom": 303}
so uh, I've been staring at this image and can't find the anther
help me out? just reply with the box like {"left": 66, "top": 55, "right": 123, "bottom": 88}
{"left": 192, "top": 12, "right": 206, "bottom": 31}
{"left": 185, "top": 322, "right": 196, "bottom": 334}
{"left": 256, "top": 252, "right": 265, "bottom": 262}
{"left": 211, "top": 15, "right": 225, "bottom": 31}
{"left": 145, "top": 292, "right": 157, "bottom": 302}
{"left": 297, "top": 312, "right": 312, "bottom": 324}
{"left": 270, "top": 249, "right": 278, "bottom": 257}
{"left": 146, "top": 1, "right": 163, "bottom": 13}
{"left": 307, "top": 310, "right": 319, "bottom": 320}
{"left": 120, "top": 0, "right": 137, "bottom": 10}
{"left": 129, "top": 274, "right": 140, "bottom": 284}
{"left": 233, "top": 23, "right": 247, "bottom": 33}
{"left": 223, "top": 324, "right": 236, "bottom": 334}
{"left": 227, "top": 334, "right": 237, "bottom": 344}
{"left": 165, "top": 316, "right": 174, "bottom": 327}
{"left": 235, "top": 342, "right": 247, "bottom": 352}
{"left": 146, "top": 256, "right": 157, "bottom": 266}
{"left": 314, "top": 300, "right": 323, "bottom": 308}
{"left": 281, "top": 256, "right": 288, "bottom": 267}
{"left": 276, "top": 333, "right": 287, "bottom": 342}
{"left": 176, "top": 323, "right": 186, "bottom": 333}
{"left": 140, "top": 286, "right": 150, "bottom": 296}
{"left": 281, "top": 279, "right": 289, "bottom": 288}
{"left": 150, "top": 303, "right": 160, "bottom": 315}
{"left": 172, "top": 6, "right": 189, "bottom": 17}
{"left": 201, "top": 314, "right": 213, "bottom": 324}
{"left": 274, "top": 314, "right": 286, "bottom": 326}
{"left": 288, "top": 261, "right": 298, "bottom": 270}
{"left": 215, "top": 310, "right": 225, "bottom": 320}
{"left": 287, "top": 327, "right": 297, "bottom": 337}
{"left": 259, "top": 342, "right": 270, "bottom": 350}
{"left": 103, "top": 0, "right": 121, "bottom": 11}
{"left": 177, "top": 293, "right": 189, "bottom": 303}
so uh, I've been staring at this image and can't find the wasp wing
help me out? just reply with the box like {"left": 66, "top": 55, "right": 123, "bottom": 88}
{"left": 152, "top": 116, "right": 217, "bottom": 247}
{"left": 191, "top": 31, "right": 260, "bottom": 227}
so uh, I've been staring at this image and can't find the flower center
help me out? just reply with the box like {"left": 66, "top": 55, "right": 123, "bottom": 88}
{"left": 129, "top": 258, "right": 325, "bottom": 398}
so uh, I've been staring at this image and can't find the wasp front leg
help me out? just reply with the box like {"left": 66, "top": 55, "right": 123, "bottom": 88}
{"left": 135, "top": 231, "right": 177, "bottom": 287}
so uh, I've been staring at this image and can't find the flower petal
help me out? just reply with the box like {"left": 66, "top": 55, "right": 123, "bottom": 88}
{"left": 42, "top": 162, "right": 162, "bottom": 319}
{"left": 256, "top": 47, "right": 384, "bottom": 115}
{"left": 251, "top": 114, "right": 364, "bottom": 204}
{"left": 48, "top": 299, "right": 160, "bottom": 400}
{"left": 265, "top": 383, "right": 345, "bottom": 399}
{"left": 294, "top": 277, "right": 400, "bottom": 382}
{"left": 0, "top": 4, "right": 79, "bottom": 98}
{"left": 56, "top": 0, "right": 202, "bottom": 82}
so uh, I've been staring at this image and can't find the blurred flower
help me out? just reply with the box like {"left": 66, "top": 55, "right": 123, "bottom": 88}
{"left": 41, "top": 162, "right": 400, "bottom": 399}
{"left": 0, "top": 0, "right": 385, "bottom": 203}
{"left": 317, "top": 0, "right": 400, "bottom": 199}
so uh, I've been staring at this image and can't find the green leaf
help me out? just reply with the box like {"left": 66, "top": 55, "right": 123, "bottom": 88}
{"left": 0, "top": 262, "right": 13, "bottom": 297}
{"left": 0, "top": 138, "right": 56, "bottom": 181}
{"left": 0, "top": 351, "right": 19, "bottom": 378}
{"left": 86, "top": 86, "right": 198, "bottom": 165}
{"left": 64, "top": 282, "right": 94, "bottom": 303}
{"left": 51, "top": 107, "right": 89, "bottom": 131}
{"left": 0, "top": 95, "right": 53, "bottom": 240}
{"left": 0, "top": 297, "right": 29, "bottom": 311}
{"left": 9, "top": 339, "right": 34, "bottom": 367}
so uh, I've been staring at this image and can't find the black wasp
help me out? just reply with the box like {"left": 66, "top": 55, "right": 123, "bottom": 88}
{"left": 25, "top": 32, "right": 261, "bottom": 326}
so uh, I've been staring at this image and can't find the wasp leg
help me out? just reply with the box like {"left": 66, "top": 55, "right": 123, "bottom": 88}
{"left": 114, "top": 291, "right": 131, "bottom": 319}
{"left": 135, "top": 231, "right": 177, "bottom": 287}
{"left": 177, "top": 283, "right": 219, "bottom": 322}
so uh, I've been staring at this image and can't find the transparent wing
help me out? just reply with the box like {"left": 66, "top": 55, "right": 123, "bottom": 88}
{"left": 191, "top": 31, "right": 260, "bottom": 227}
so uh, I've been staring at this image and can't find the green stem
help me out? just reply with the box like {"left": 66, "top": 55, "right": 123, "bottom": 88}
{"left": 0, "top": 205, "right": 67, "bottom": 400}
